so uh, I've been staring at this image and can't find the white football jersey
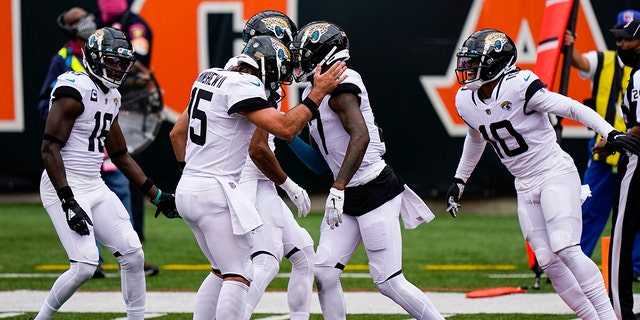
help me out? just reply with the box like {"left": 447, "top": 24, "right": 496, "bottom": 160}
{"left": 50, "top": 71, "right": 121, "bottom": 181}
{"left": 455, "top": 69, "right": 615, "bottom": 186}
{"left": 302, "top": 68, "right": 387, "bottom": 187}
{"left": 182, "top": 67, "right": 272, "bottom": 180}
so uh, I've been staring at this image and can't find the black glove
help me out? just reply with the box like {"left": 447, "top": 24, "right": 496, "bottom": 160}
{"left": 61, "top": 198, "right": 93, "bottom": 236}
{"left": 607, "top": 130, "right": 640, "bottom": 155}
{"left": 446, "top": 178, "right": 465, "bottom": 218}
{"left": 151, "top": 189, "right": 181, "bottom": 219}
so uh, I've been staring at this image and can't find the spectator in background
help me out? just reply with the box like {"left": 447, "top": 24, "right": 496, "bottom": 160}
{"left": 563, "top": 9, "right": 640, "bottom": 282}
{"left": 95, "top": 0, "right": 159, "bottom": 276}
{"left": 37, "top": 7, "right": 96, "bottom": 120}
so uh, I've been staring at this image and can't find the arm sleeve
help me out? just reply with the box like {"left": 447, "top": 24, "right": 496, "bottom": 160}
{"left": 454, "top": 127, "right": 486, "bottom": 182}
{"left": 528, "top": 88, "right": 615, "bottom": 137}
{"left": 287, "top": 135, "right": 329, "bottom": 174}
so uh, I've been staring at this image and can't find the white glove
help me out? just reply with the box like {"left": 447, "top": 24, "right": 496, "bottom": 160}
{"left": 324, "top": 187, "right": 344, "bottom": 229}
{"left": 279, "top": 177, "right": 311, "bottom": 217}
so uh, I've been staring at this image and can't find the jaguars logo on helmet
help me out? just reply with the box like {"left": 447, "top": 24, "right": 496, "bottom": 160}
{"left": 239, "top": 35, "right": 294, "bottom": 91}
{"left": 455, "top": 28, "right": 517, "bottom": 91}
{"left": 291, "top": 21, "right": 350, "bottom": 83}
{"left": 243, "top": 10, "right": 297, "bottom": 45}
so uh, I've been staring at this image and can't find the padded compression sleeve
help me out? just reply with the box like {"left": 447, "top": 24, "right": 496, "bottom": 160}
{"left": 287, "top": 135, "right": 329, "bottom": 174}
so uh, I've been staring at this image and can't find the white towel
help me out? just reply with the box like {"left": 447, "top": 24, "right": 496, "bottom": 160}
{"left": 215, "top": 176, "right": 263, "bottom": 235}
{"left": 580, "top": 184, "right": 592, "bottom": 205}
{"left": 400, "top": 185, "right": 435, "bottom": 229}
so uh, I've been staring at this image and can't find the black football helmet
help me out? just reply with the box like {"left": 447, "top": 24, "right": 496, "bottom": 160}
{"left": 83, "top": 27, "right": 136, "bottom": 89}
{"left": 238, "top": 35, "right": 294, "bottom": 91}
{"left": 291, "top": 21, "right": 350, "bottom": 82}
{"left": 455, "top": 28, "right": 517, "bottom": 90}
{"left": 242, "top": 10, "right": 297, "bottom": 45}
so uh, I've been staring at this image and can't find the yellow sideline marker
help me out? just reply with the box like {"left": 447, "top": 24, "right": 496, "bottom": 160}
{"left": 423, "top": 265, "right": 517, "bottom": 271}
{"left": 34, "top": 263, "right": 519, "bottom": 272}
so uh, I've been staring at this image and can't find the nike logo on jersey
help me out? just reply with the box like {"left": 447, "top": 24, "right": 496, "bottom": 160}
{"left": 65, "top": 78, "right": 76, "bottom": 82}
{"left": 250, "top": 81, "right": 261, "bottom": 87}
{"left": 523, "top": 75, "right": 531, "bottom": 81}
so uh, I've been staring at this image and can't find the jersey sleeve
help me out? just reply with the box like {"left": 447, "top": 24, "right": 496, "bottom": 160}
{"left": 227, "top": 76, "right": 272, "bottom": 115}
{"left": 528, "top": 85, "right": 615, "bottom": 137}
{"left": 454, "top": 127, "right": 486, "bottom": 182}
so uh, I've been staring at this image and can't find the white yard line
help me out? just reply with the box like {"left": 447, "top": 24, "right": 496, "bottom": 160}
{"left": 0, "top": 290, "right": 578, "bottom": 314}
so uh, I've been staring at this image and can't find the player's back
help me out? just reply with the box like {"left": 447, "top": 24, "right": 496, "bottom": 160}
{"left": 183, "top": 68, "right": 267, "bottom": 180}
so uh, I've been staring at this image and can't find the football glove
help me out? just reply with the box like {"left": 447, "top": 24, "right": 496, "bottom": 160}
{"left": 279, "top": 177, "right": 311, "bottom": 217}
{"left": 150, "top": 189, "right": 181, "bottom": 219}
{"left": 324, "top": 187, "right": 344, "bottom": 229}
{"left": 446, "top": 177, "right": 466, "bottom": 218}
{"left": 61, "top": 198, "right": 93, "bottom": 236}
{"left": 607, "top": 130, "right": 640, "bottom": 156}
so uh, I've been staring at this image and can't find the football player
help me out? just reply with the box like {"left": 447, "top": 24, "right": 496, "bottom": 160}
{"left": 33, "top": 27, "right": 179, "bottom": 320}
{"left": 169, "top": 35, "right": 346, "bottom": 319}
{"left": 233, "top": 11, "right": 318, "bottom": 320}
{"left": 290, "top": 21, "right": 444, "bottom": 320}
{"left": 447, "top": 28, "right": 640, "bottom": 319}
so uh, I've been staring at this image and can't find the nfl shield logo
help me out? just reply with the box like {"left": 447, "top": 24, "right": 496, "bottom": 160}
{"left": 228, "top": 182, "right": 237, "bottom": 189}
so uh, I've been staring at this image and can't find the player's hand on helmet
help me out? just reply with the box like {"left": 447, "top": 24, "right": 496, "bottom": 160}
{"left": 61, "top": 198, "right": 93, "bottom": 236}
{"left": 324, "top": 187, "right": 344, "bottom": 229}
{"left": 446, "top": 178, "right": 466, "bottom": 218}
{"left": 279, "top": 177, "right": 311, "bottom": 217}
{"left": 607, "top": 130, "right": 640, "bottom": 155}
{"left": 150, "top": 189, "right": 181, "bottom": 219}
{"left": 313, "top": 62, "right": 348, "bottom": 96}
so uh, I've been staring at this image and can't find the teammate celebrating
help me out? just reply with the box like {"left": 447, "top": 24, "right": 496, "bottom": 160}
{"left": 290, "top": 21, "right": 443, "bottom": 320}
{"left": 33, "top": 27, "right": 179, "bottom": 320}
{"left": 446, "top": 28, "right": 640, "bottom": 319}
{"left": 169, "top": 35, "right": 346, "bottom": 319}
{"left": 234, "top": 11, "right": 316, "bottom": 320}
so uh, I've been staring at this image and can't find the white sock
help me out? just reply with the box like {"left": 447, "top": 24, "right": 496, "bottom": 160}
{"left": 117, "top": 249, "right": 146, "bottom": 320}
{"left": 193, "top": 272, "right": 223, "bottom": 320}
{"left": 314, "top": 266, "right": 345, "bottom": 320}
{"left": 376, "top": 273, "right": 444, "bottom": 320}
{"left": 287, "top": 246, "right": 314, "bottom": 320}
{"left": 217, "top": 280, "right": 249, "bottom": 319}
{"left": 244, "top": 254, "right": 279, "bottom": 320}
{"left": 36, "top": 262, "right": 95, "bottom": 320}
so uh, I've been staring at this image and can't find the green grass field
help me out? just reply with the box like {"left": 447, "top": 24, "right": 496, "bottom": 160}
{"left": 0, "top": 201, "right": 611, "bottom": 319}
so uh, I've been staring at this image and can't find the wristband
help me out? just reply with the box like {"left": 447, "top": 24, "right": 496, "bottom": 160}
{"left": 279, "top": 177, "right": 298, "bottom": 194}
{"left": 152, "top": 189, "right": 162, "bottom": 203}
{"left": 140, "top": 178, "right": 155, "bottom": 194}
{"left": 56, "top": 186, "right": 74, "bottom": 201}
{"left": 301, "top": 97, "right": 319, "bottom": 113}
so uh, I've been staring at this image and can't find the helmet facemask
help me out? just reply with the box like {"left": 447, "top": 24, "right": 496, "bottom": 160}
{"left": 293, "top": 45, "right": 349, "bottom": 83}
{"left": 84, "top": 28, "right": 136, "bottom": 89}
{"left": 455, "top": 29, "right": 517, "bottom": 91}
